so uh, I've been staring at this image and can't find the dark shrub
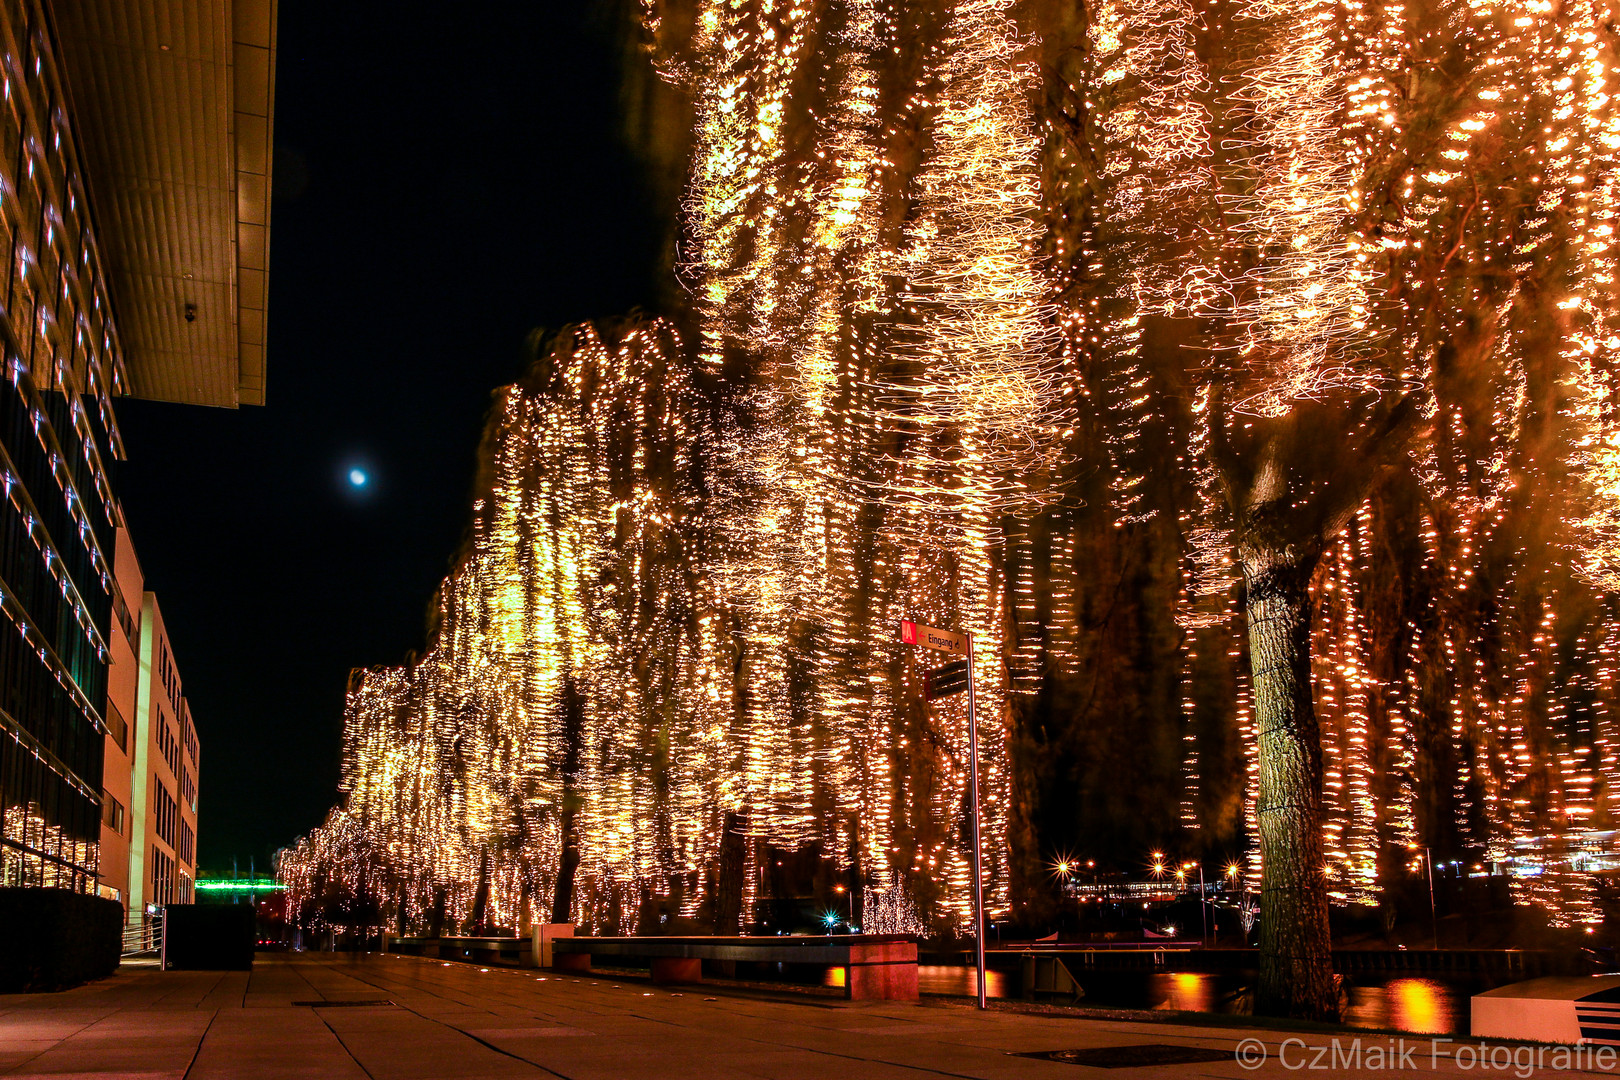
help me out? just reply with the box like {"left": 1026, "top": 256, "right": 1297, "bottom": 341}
{"left": 164, "top": 904, "right": 254, "bottom": 970}
{"left": 0, "top": 888, "right": 121, "bottom": 992}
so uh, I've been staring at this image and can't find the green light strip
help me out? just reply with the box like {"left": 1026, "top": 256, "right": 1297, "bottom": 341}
{"left": 194, "top": 880, "right": 283, "bottom": 892}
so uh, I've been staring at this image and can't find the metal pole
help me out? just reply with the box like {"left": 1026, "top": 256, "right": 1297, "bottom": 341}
{"left": 1198, "top": 865, "right": 1208, "bottom": 946}
{"left": 1426, "top": 847, "right": 1439, "bottom": 950}
{"left": 965, "top": 632, "right": 987, "bottom": 1010}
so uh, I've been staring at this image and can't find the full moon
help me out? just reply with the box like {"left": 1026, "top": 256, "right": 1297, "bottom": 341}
{"left": 348, "top": 468, "right": 368, "bottom": 488}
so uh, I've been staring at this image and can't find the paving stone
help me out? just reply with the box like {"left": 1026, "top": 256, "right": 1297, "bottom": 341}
{"left": 0, "top": 953, "right": 1582, "bottom": 1078}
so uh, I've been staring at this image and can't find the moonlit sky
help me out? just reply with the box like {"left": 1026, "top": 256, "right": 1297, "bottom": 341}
{"left": 110, "top": 0, "right": 666, "bottom": 869}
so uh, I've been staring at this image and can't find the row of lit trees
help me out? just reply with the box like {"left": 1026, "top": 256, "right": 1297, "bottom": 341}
{"left": 1064, "top": 0, "right": 1620, "bottom": 1017}
{"left": 279, "top": 0, "right": 1620, "bottom": 1025}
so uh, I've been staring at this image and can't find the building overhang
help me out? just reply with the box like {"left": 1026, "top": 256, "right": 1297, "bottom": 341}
{"left": 47, "top": 0, "right": 275, "bottom": 407}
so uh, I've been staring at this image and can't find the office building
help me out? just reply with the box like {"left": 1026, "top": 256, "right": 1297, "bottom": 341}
{"left": 93, "top": 522, "right": 140, "bottom": 904}
{"left": 128, "top": 589, "right": 200, "bottom": 909}
{"left": 0, "top": 0, "right": 274, "bottom": 913}
{"left": 96, "top": 527, "right": 200, "bottom": 915}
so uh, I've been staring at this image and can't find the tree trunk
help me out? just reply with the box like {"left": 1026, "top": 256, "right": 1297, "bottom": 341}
{"left": 1245, "top": 553, "right": 1339, "bottom": 1020}
{"left": 713, "top": 810, "right": 748, "bottom": 934}
{"left": 427, "top": 885, "right": 448, "bottom": 940}
{"left": 552, "top": 674, "right": 585, "bottom": 925}
{"left": 469, "top": 846, "right": 492, "bottom": 934}
{"left": 551, "top": 806, "right": 580, "bottom": 924}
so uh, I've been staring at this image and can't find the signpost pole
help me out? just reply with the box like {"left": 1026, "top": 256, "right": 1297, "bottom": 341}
{"left": 965, "top": 632, "right": 987, "bottom": 1010}
{"left": 900, "top": 617, "right": 986, "bottom": 1009}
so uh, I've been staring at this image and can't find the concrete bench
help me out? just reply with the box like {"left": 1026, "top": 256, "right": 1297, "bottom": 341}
{"left": 389, "top": 936, "right": 533, "bottom": 967}
{"left": 551, "top": 934, "right": 919, "bottom": 1001}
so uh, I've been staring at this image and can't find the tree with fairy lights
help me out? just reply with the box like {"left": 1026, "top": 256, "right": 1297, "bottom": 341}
{"left": 279, "top": 0, "right": 1620, "bottom": 1017}
{"left": 1077, "top": 0, "right": 1620, "bottom": 1020}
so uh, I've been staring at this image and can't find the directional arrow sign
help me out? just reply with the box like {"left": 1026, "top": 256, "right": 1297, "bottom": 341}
{"left": 925, "top": 660, "right": 970, "bottom": 701}
{"left": 899, "top": 620, "right": 968, "bottom": 656}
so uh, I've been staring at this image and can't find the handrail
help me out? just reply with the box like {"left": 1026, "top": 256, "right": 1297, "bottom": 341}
{"left": 996, "top": 941, "right": 1196, "bottom": 951}
{"left": 121, "top": 912, "right": 162, "bottom": 955}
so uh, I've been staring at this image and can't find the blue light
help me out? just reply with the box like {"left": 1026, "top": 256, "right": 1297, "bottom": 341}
{"left": 348, "top": 468, "right": 368, "bottom": 488}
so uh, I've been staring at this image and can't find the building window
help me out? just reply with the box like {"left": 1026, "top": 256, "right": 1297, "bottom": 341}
{"left": 105, "top": 700, "right": 127, "bottom": 753}
{"left": 100, "top": 793, "right": 123, "bottom": 836}
{"left": 150, "top": 845, "right": 174, "bottom": 907}
{"left": 154, "top": 778, "right": 175, "bottom": 847}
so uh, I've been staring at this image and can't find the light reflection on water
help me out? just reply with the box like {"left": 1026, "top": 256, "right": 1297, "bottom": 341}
{"left": 826, "top": 965, "right": 1014, "bottom": 998}
{"left": 1345, "top": 977, "right": 1453, "bottom": 1034}
{"left": 909, "top": 965, "right": 1469, "bottom": 1034}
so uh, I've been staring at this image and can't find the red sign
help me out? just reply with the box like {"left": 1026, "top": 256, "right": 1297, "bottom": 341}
{"left": 899, "top": 620, "right": 968, "bottom": 656}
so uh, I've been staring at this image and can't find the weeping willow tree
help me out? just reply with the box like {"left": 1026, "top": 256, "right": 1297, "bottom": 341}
{"left": 1065, "top": 0, "right": 1620, "bottom": 1017}
{"left": 282, "top": 0, "right": 1620, "bottom": 1024}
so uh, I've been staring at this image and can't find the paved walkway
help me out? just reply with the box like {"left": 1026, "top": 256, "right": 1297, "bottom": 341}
{"left": 0, "top": 954, "right": 1607, "bottom": 1078}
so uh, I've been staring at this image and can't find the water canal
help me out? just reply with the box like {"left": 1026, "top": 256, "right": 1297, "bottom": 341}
{"left": 895, "top": 965, "right": 1485, "bottom": 1034}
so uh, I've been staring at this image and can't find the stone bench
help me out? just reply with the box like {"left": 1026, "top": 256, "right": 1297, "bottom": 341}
{"left": 551, "top": 934, "right": 919, "bottom": 1001}
{"left": 388, "top": 935, "right": 534, "bottom": 967}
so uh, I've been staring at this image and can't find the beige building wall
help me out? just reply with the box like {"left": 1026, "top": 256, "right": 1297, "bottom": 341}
{"left": 129, "top": 594, "right": 200, "bottom": 916}
{"left": 100, "top": 533, "right": 202, "bottom": 921}
{"left": 95, "top": 524, "right": 145, "bottom": 910}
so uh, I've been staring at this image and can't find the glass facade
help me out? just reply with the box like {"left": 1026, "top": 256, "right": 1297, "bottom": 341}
{"left": 0, "top": 0, "right": 129, "bottom": 893}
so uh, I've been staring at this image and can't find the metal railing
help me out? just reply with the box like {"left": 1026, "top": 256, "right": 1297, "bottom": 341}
{"left": 121, "top": 911, "right": 162, "bottom": 956}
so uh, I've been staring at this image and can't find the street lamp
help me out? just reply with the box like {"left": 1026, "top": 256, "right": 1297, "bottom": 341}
{"left": 1224, "top": 863, "right": 1241, "bottom": 946}
{"left": 1410, "top": 845, "right": 1439, "bottom": 949}
{"left": 1183, "top": 861, "right": 1208, "bottom": 946}
{"left": 833, "top": 884, "right": 852, "bottom": 930}
{"left": 1050, "top": 857, "right": 1078, "bottom": 931}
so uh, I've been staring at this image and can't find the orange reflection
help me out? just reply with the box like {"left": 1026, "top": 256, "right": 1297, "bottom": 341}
{"left": 912, "top": 965, "right": 1012, "bottom": 998}
{"left": 1159, "top": 972, "right": 1217, "bottom": 1013}
{"left": 1386, "top": 978, "right": 1446, "bottom": 1034}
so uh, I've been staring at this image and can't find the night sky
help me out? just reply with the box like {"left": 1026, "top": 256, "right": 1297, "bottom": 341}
{"left": 110, "top": 1, "right": 667, "bottom": 871}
